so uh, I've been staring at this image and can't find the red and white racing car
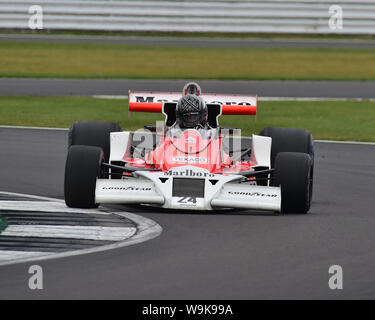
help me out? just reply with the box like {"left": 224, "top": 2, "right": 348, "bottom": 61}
{"left": 64, "top": 83, "right": 314, "bottom": 213}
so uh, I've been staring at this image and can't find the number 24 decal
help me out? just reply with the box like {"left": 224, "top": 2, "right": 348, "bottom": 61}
{"left": 177, "top": 197, "right": 197, "bottom": 204}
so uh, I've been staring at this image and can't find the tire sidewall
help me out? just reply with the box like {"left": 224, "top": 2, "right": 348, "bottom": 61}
{"left": 64, "top": 145, "right": 104, "bottom": 208}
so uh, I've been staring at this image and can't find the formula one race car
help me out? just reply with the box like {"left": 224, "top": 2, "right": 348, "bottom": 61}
{"left": 64, "top": 82, "right": 314, "bottom": 213}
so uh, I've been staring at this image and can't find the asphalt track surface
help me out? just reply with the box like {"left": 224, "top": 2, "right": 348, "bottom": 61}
{"left": 2, "top": 34, "right": 375, "bottom": 49}
{"left": 0, "top": 127, "right": 374, "bottom": 299}
{"left": 2, "top": 78, "right": 375, "bottom": 99}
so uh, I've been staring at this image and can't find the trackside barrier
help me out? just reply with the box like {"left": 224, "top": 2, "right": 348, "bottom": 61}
{"left": 0, "top": 0, "right": 374, "bottom": 34}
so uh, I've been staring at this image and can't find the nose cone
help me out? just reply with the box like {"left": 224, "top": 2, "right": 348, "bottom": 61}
{"left": 163, "top": 130, "right": 221, "bottom": 172}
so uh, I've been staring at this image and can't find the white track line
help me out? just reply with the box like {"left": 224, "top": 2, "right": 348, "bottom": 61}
{"left": 1, "top": 125, "right": 375, "bottom": 146}
{"left": 0, "top": 200, "right": 110, "bottom": 215}
{"left": 0, "top": 125, "right": 68, "bottom": 130}
{"left": 0, "top": 191, "right": 162, "bottom": 267}
{"left": 92, "top": 95, "right": 129, "bottom": 99}
{"left": 0, "top": 251, "right": 52, "bottom": 262}
{"left": 91, "top": 95, "right": 375, "bottom": 102}
{"left": 2, "top": 225, "right": 137, "bottom": 241}
{"left": 315, "top": 140, "right": 375, "bottom": 146}
{"left": 0, "top": 191, "right": 66, "bottom": 202}
{"left": 259, "top": 97, "right": 375, "bottom": 102}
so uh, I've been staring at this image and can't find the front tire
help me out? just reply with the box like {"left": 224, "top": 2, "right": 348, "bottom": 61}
{"left": 64, "top": 145, "right": 104, "bottom": 208}
{"left": 274, "top": 152, "right": 312, "bottom": 214}
{"left": 68, "top": 121, "right": 122, "bottom": 162}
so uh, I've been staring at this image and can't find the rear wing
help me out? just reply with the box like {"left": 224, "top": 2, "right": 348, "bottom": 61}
{"left": 128, "top": 91, "right": 257, "bottom": 115}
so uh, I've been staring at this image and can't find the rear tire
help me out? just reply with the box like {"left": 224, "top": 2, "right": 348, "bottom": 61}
{"left": 259, "top": 126, "right": 314, "bottom": 203}
{"left": 274, "top": 152, "right": 312, "bottom": 214}
{"left": 64, "top": 145, "right": 104, "bottom": 208}
{"left": 259, "top": 127, "right": 314, "bottom": 167}
{"left": 68, "top": 121, "right": 122, "bottom": 162}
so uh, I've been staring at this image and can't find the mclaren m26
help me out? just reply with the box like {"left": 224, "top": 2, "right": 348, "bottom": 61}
{"left": 64, "top": 83, "right": 314, "bottom": 214}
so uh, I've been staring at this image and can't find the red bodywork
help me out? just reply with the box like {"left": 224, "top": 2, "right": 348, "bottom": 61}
{"left": 125, "top": 90, "right": 259, "bottom": 174}
{"left": 124, "top": 129, "right": 255, "bottom": 174}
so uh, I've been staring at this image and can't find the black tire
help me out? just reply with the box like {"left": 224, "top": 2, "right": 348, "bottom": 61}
{"left": 259, "top": 126, "right": 314, "bottom": 200}
{"left": 64, "top": 145, "right": 104, "bottom": 208}
{"left": 274, "top": 152, "right": 312, "bottom": 214}
{"left": 68, "top": 121, "right": 122, "bottom": 162}
{"left": 259, "top": 127, "right": 314, "bottom": 167}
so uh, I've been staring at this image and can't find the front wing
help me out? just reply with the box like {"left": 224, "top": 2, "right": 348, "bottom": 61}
{"left": 95, "top": 165, "right": 281, "bottom": 212}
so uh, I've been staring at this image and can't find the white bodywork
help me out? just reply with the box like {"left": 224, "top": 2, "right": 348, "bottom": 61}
{"left": 95, "top": 131, "right": 281, "bottom": 212}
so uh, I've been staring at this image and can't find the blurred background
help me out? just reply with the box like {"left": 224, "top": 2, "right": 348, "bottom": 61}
{"left": 0, "top": 0, "right": 374, "bottom": 141}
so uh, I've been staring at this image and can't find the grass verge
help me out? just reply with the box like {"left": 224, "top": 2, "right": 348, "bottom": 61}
{"left": 1, "top": 42, "right": 375, "bottom": 81}
{"left": 0, "top": 217, "right": 7, "bottom": 234}
{"left": 0, "top": 96, "right": 374, "bottom": 142}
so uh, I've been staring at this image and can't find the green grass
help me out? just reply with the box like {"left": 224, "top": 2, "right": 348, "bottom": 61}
{"left": 0, "top": 96, "right": 374, "bottom": 142}
{"left": 1, "top": 42, "right": 375, "bottom": 81}
{"left": 0, "top": 217, "right": 7, "bottom": 234}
